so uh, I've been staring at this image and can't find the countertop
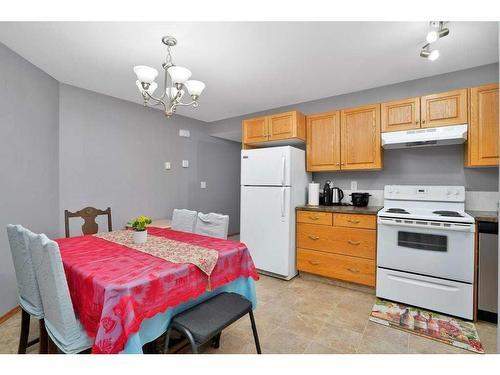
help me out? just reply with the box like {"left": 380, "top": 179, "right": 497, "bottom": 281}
{"left": 296, "top": 205, "right": 382, "bottom": 215}
{"left": 466, "top": 210, "right": 498, "bottom": 223}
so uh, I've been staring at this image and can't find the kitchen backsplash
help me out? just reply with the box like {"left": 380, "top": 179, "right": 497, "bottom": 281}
{"left": 322, "top": 189, "right": 499, "bottom": 211}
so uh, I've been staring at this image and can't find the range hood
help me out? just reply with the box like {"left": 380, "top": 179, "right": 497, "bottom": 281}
{"left": 381, "top": 124, "right": 468, "bottom": 149}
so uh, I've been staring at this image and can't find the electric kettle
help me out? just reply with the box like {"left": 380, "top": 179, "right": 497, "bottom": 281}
{"left": 331, "top": 187, "right": 344, "bottom": 204}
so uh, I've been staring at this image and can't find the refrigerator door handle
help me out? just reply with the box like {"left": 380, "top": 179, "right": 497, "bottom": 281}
{"left": 281, "top": 187, "right": 286, "bottom": 219}
{"left": 281, "top": 156, "right": 286, "bottom": 186}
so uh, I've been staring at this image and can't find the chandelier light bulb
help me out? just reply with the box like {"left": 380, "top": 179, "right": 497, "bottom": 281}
{"left": 133, "top": 65, "right": 158, "bottom": 84}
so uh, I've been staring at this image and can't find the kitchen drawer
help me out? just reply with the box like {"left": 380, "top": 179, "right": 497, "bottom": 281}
{"left": 334, "top": 213, "right": 376, "bottom": 230}
{"left": 297, "top": 223, "right": 375, "bottom": 259}
{"left": 297, "top": 211, "right": 332, "bottom": 225}
{"left": 297, "top": 248, "right": 375, "bottom": 286}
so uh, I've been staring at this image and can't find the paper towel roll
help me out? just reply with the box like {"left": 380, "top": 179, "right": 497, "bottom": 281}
{"left": 308, "top": 183, "right": 320, "bottom": 206}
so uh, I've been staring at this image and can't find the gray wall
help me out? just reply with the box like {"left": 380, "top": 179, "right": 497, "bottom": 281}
{"left": 208, "top": 63, "right": 499, "bottom": 192}
{"left": 59, "top": 84, "right": 241, "bottom": 236}
{"left": 0, "top": 43, "right": 60, "bottom": 316}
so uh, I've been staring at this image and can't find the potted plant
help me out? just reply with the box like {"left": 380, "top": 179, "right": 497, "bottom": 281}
{"left": 130, "top": 215, "right": 152, "bottom": 244}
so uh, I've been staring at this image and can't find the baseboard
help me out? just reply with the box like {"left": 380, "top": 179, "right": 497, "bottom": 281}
{"left": 0, "top": 305, "right": 20, "bottom": 325}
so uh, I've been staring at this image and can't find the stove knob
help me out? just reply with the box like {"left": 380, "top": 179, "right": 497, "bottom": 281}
{"left": 446, "top": 190, "right": 451, "bottom": 196}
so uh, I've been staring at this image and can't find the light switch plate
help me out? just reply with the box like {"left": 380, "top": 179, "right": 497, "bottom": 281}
{"left": 182, "top": 160, "right": 189, "bottom": 168}
{"left": 351, "top": 181, "right": 358, "bottom": 191}
{"left": 164, "top": 162, "right": 171, "bottom": 170}
{"left": 200, "top": 181, "right": 206, "bottom": 189}
{"left": 179, "top": 129, "right": 191, "bottom": 138}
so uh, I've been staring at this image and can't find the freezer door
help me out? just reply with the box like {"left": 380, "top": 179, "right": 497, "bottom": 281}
{"left": 241, "top": 147, "right": 291, "bottom": 186}
{"left": 240, "top": 186, "right": 293, "bottom": 277}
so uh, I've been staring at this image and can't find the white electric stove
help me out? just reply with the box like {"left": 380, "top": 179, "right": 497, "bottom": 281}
{"left": 376, "top": 185, "right": 475, "bottom": 320}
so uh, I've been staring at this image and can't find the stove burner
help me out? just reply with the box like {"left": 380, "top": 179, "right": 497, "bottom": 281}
{"left": 432, "top": 210, "right": 463, "bottom": 218}
{"left": 386, "top": 208, "right": 410, "bottom": 214}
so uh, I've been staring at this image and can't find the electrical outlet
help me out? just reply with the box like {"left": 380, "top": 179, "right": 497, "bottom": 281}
{"left": 200, "top": 181, "right": 206, "bottom": 189}
{"left": 182, "top": 160, "right": 189, "bottom": 168}
{"left": 179, "top": 129, "right": 191, "bottom": 138}
{"left": 164, "top": 162, "right": 171, "bottom": 170}
{"left": 351, "top": 181, "right": 358, "bottom": 191}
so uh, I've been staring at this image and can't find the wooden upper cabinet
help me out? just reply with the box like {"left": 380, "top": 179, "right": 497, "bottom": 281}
{"left": 381, "top": 97, "right": 420, "bottom": 132}
{"left": 268, "top": 111, "right": 305, "bottom": 141}
{"left": 306, "top": 111, "right": 341, "bottom": 171}
{"left": 466, "top": 83, "right": 499, "bottom": 167}
{"left": 340, "top": 104, "right": 382, "bottom": 170}
{"left": 242, "top": 116, "right": 268, "bottom": 144}
{"left": 421, "top": 89, "right": 468, "bottom": 128}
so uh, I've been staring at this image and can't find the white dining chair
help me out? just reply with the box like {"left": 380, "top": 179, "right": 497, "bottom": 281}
{"left": 6, "top": 224, "right": 47, "bottom": 353}
{"left": 28, "top": 232, "right": 92, "bottom": 354}
{"left": 194, "top": 212, "right": 229, "bottom": 239}
{"left": 171, "top": 209, "right": 198, "bottom": 233}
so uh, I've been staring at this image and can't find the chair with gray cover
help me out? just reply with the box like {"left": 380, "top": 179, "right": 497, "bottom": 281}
{"left": 171, "top": 209, "right": 198, "bottom": 233}
{"left": 6, "top": 224, "right": 48, "bottom": 354}
{"left": 194, "top": 212, "right": 229, "bottom": 239}
{"left": 29, "top": 232, "right": 93, "bottom": 354}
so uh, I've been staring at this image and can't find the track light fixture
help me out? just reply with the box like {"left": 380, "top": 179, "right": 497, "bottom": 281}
{"left": 420, "top": 21, "right": 449, "bottom": 61}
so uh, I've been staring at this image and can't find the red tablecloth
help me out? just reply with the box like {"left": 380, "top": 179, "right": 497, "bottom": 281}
{"left": 56, "top": 227, "right": 259, "bottom": 354}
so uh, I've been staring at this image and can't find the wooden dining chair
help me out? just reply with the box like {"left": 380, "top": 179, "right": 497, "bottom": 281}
{"left": 64, "top": 207, "right": 112, "bottom": 238}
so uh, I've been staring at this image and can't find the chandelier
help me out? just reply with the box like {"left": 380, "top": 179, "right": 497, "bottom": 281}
{"left": 133, "top": 36, "right": 205, "bottom": 117}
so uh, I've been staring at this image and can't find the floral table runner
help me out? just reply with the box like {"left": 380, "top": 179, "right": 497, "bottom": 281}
{"left": 94, "top": 230, "right": 218, "bottom": 277}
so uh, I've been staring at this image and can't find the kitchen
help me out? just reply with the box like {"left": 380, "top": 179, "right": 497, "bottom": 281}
{"left": 237, "top": 56, "right": 498, "bottom": 352}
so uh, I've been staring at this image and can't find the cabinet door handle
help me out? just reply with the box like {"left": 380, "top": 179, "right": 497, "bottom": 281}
{"left": 308, "top": 216, "right": 319, "bottom": 220}
{"left": 308, "top": 235, "right": 320, "bottom": 240}
{"left": 415, "top": 121, "right": 419, "bottom": 125}
{"left": 347, "top": 219, "right": 360, "bottom": 224}
{"left": 347, "top": 268, "right": 360, "bottom": 273}
{"left": 348, "top": 240, "right": 361, "bottom": 245}
{"left": 308, "top": 260, "right": 320, "bottom": 265}
{"left": 422, "top": 120, "right": 426, "bottom": 124}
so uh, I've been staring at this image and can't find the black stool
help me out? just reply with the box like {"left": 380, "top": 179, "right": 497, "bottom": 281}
{"left": 164, "top": 292, "right": 261, "bottom": 354}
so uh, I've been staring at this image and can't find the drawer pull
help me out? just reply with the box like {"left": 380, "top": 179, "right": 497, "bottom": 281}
{"left": 348, "top": 240, "right": 361, "bottom": 245}
{"left": 347, "top": 219, "right": 361, "bottom": 224}
{"left": 308, "top": 260, "right": 320, "bottom": 266}
{"left": 308, "top": 216, "right": 320, "bottom": 220}
{"left": 308, "top": 235, "right": 320, "bottom": 240}
{"left": 347, "top": 268, "right": 360, "bottom": 273}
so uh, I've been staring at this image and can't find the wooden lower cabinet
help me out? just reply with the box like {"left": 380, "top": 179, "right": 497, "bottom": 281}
{"left": 297, "top": 248, "right": 375, "bottom": 287}
{"left": 297, "top": 224, "right": 375, "bottom": 259}
{"left": 296, "top": 210, "right": 377, "bottom": 287}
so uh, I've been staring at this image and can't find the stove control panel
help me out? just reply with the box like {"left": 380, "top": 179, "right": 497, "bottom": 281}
{"left": 384, "top": 185, "right": 465, "bottom": 202}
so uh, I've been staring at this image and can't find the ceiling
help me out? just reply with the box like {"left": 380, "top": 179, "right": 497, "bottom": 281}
{"left": 0, "top": 22, "right": 498, "bottom": 123}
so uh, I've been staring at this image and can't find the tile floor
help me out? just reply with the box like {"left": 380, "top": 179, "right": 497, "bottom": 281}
{"left": 0, "top": 274, "right": 497, "bottom": 354}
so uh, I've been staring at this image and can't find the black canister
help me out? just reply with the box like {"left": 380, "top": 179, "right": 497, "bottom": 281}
{"left": 323, "top": 181, "right": 332, "bottom": 206}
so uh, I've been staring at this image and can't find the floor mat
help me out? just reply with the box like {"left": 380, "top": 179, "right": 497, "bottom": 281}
{"left": 369, "top": 298, "right": 484, "bottom": 353}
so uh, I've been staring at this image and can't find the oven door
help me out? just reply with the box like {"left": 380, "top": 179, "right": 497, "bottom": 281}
{"left": 377, "top": 217, "right": 475, "bottom": 283}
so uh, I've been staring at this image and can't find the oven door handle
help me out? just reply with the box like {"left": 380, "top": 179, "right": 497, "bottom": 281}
{"left": 378, "top": 218, "right": 474, "bottom": 232}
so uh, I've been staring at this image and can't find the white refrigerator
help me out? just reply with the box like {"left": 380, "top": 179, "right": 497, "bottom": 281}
{"left": 240, "top": 146, "right": 310, "bottom": 280}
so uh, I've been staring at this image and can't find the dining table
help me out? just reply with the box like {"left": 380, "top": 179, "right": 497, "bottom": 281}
{"left": 55, "top": 227, "right": 259, "bottom": 354}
